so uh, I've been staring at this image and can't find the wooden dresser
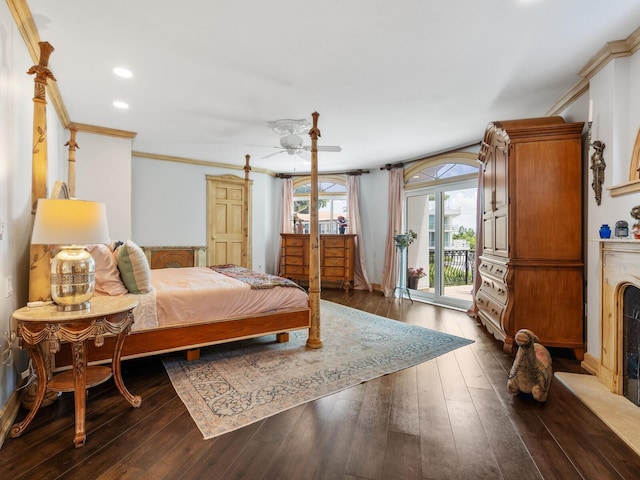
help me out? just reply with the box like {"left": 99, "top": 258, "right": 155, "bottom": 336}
{"left": 280, "top": 234, "right": 355, "bottom": 291}
{"left": 475, "top": 117, "right": 585, "bottom": 359}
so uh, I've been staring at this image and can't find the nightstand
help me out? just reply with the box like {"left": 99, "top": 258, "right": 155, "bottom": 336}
{"left": 10, "top": 295, "right": 141, "bottom": 447}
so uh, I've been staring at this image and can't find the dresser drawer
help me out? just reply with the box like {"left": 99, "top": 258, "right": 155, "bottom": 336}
{"left": 284, "top": 237, "right": 305, "bottom": 247}
{"left": 285, "top": 246, "right": 304, "bottom": 257}
{"left": 324, "top": 257, "right": 345, "bottom": 267}
{"left": 324, "top": 238, "right": 347, "bottom": 248}
{"left": 323, "top": 267, "right": 345, "bottom": 277}
{"left": 285, "top": 255, "right": 304, "bottom": 266}
{"left": 478, "top": 259, "right": 508, "bottom": 282}
{"left": 479, "top": 277, "right": 507, "bottom": 303}
{"left": 476, "top": 291, "right": 504, "bottom": 330}
{"left": 324, "top": 247, "right": 345, "bottom": 257}
{"left": 284, "top": 265, "right": 305, "bottom": 275}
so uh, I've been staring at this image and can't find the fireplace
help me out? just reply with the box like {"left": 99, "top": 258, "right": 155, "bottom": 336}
{"left": 599, "top": 240, "right": 640, "bottom": 397}
{"left": 623, "top": 285, "right": 640, "bottom": 406}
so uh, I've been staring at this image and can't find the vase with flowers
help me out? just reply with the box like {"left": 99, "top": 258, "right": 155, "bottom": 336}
{"left": 407, "top": 266, "right": 426, "bottom": 290}
{"left": 336, "top": 215, "right": 348, "bottom": 234}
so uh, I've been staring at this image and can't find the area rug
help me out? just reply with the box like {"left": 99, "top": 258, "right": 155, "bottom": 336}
{"left": 162, "top": 300, "right": 474, "bottom": 439}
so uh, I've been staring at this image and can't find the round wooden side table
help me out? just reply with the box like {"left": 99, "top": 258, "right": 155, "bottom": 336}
{"left": 10, "top": 295, "right": 141, "bottom": 448}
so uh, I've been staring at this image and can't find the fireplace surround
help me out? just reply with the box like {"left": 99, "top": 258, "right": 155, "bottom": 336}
{"left": 598, "top": 240, "right": 640, "bottom": 396}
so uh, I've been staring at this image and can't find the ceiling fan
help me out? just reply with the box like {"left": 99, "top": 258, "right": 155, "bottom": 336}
{"left": 259, "top": 118, "right": 342, "bottom": 159}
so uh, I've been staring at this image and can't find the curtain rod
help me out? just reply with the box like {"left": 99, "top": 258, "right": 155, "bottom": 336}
{"left": 275, "top": 169, "right": 370, "bottom": 178}
{"left": 379, "top": 140, "right": 483, "bottom": 171}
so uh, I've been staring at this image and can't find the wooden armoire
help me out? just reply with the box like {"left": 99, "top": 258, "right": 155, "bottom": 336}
{"left": 475, "top": 117, "right": 585, "bottom": 359}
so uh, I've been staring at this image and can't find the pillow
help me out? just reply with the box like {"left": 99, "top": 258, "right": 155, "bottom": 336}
{"left": 87, "top": 244, "right": 128, "bottom": 296}
{"left": 114, "top": 240, "right": 152, "bottom": 294}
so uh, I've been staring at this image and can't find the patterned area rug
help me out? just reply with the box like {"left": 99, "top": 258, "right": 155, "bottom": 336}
{"left": 162, "top": 300, "right": 474, "bottom": 439}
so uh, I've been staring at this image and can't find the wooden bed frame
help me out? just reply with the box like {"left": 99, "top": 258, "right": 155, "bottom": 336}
{"left": 27, "top": 42, "right": 322, "bottom": 371}
{"left": 53, "top": 307, "right": 311, "bottom": 368}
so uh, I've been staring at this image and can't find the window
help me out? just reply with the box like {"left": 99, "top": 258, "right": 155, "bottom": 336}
{"left": 292, "top": 175, "right": 347, "bottom": 234}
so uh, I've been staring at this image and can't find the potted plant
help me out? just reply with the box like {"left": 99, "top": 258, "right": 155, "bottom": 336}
{"left": 336, "top": 215, "right": 348, "bottom": 234}
{"left": 394, "top": 230, "right": 417, "bottom": 249}
{"left": 407, "top": 266, "right": 426, "bottom": 289}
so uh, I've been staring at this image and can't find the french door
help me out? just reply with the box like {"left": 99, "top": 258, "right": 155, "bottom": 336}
{"left": 405, "top": 178, "right": 477, "bottom": 310}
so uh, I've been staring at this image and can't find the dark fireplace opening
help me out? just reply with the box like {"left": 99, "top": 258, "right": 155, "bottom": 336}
{"left": 623, "top": 285, "right": 640, "bottom": 407}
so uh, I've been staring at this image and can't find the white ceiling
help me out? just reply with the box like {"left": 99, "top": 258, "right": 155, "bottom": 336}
{"left": 25, "top": 0, "right": 640, "bottom": 174}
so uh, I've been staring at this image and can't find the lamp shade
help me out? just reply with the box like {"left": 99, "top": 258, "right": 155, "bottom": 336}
{"left": 31, "top": 199, "right": 110, "bottom": 245}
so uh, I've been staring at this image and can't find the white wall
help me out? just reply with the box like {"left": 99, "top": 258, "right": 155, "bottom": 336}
{"left": 0, "top": 3, "right": 67, "bottom": 408}
{"left": 131, "top": 155, "right": 276, "bottom": 273}
{"left": 75, "top": 132, "right": 133, "bottom": 241}
{"left": 580, "top": 53, "right": 640, "bottom": 360}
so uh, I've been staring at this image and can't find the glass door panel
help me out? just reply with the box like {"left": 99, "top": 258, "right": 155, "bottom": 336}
{"left": 406, "top": 181, "right": 476, "bottom": 310}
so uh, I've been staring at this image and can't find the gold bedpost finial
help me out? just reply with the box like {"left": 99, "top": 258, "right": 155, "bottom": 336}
{"left": 27, "top": 42, "right": 56, "bottom": 104}
{"left": 65, "top": 128, "right": 79, "bottom": 198}
{"left": 307, "top": 111, "right": 323, "bottom": 349}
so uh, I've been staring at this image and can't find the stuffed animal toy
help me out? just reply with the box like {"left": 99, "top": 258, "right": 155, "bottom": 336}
{"left": 507, "top": 329, "right": 552, "bottom": 402}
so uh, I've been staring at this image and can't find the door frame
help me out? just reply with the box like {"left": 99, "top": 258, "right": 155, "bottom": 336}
{"left": 405, "top": 176, "right": 477, "bottom": 311}
{"left": 206, "top": 174, "right": 252, "bottom": 267}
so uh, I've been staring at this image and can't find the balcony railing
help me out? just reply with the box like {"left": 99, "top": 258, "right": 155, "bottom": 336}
{"left": 419, "top": 249, "right": 475, "bottom": 286}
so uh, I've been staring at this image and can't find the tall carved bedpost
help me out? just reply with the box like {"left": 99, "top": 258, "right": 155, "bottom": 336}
{"left": 28, "top": 41, "right": 56, "bottom": 302}
{"left": 243, "top": 154, "right": 251, "bottom": 268}
{"left": 65, "top": 128, "right": 79, "bottom": 198}
{"left": 306, "top": 111, "right": 323, "bottom": 349}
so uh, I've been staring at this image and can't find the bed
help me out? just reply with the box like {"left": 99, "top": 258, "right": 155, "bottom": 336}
{"left": 43, "top": 172, "right": 311, "bottom": 371}
{"left": 26, "top": 42, "right": 323, "bottom": 372}
{"left": 52, "top": 260, "right": 310, "bottom": 370}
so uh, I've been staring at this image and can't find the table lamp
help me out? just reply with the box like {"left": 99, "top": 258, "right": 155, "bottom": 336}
{"left": 31, "top": 198, "right": 110, "bottom": 311}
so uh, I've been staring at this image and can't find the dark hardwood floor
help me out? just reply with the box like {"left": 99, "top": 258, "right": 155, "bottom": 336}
{"left": 2, "top": 289, "right": 640, "bottom": 479}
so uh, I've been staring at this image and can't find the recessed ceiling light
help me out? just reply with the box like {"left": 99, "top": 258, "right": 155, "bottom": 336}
{"left": 113, "top": 67, "right": 132, "bottom": 78}
{"left": 113, "top": 100, "right": 129, "bottom": 109}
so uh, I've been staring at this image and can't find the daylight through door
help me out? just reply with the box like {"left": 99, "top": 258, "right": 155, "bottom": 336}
{"left": 404, "top": 157, "right": 479, "bottom": 310}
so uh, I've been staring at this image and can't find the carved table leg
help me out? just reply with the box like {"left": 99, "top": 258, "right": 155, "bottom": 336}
{"left": 10, "top": 343, "right": 48, "bottom": 438}
{"left": 112, "top": 331, "right": 141, "bottom": 408}
{"left": 72, "top": 340, "right": 87, "bottom": 448}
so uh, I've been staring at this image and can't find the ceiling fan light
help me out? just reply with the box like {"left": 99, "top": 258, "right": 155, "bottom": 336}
{"left": 280, "top": 134, "right": 303, "bottom": 149}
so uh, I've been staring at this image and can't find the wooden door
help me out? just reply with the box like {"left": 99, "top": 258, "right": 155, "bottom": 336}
{"left": 206, "top": 175, "right": 252, "bottom": 267}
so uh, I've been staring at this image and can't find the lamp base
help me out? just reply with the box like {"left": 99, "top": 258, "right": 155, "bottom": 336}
{"left": 55, "top": 301, "right": 91, "bottom": 312}
{"left": 50, "top": 246, "right": 96, "bottom": 310}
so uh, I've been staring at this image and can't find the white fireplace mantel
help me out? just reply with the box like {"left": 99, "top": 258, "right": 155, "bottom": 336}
{"left": 598, "top": 239, "right": 640, "bottom": 394}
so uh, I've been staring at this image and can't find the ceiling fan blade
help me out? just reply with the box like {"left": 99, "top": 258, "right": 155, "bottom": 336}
{"left": 247, "top": 143, "right": 282, "bottom": 149}
{"left": 303, "top": 145, "right": 342, "bottom": 152}
{"left": 261, "top": 150, "right": 285, "bottom": 159}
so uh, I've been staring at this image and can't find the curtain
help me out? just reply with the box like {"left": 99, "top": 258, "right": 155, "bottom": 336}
{"left": 466, "top": 155, "right": 484, "bottom": 317}
{"left": 381, "top": 168, "right": 404, "bottom": 297}
{"left": 277, "top": 177, "right": 293, "bottom": 275}
{"left": 347, "top": 175, "right": 372, "bottom": 291}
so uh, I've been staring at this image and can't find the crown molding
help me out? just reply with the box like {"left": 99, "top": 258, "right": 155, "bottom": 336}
{"left": 68, "top": 122, "right": 137, "bottom": 139}
{"left": 132, "top": 151, "right": 275, "bottom": 176}
{"left": 579, "top": 26, "right": 640, "bottom": 79}
{"left": 548, "top": 26, "right": 640, "bottom": 116}
{"left": 545, "top": 78, "right": 590, "bottom": 117}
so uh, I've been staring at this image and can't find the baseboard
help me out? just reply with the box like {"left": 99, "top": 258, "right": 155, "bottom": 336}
{"left": 581, "top": 352, "right": 599, "bottom": 376}
{"left": 0, "top": 389, "right": 21, "bottom": 450}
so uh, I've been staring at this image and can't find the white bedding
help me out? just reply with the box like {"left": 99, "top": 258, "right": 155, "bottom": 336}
{"left": 129, "top": 267, "right": 309, "bottom": 332}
